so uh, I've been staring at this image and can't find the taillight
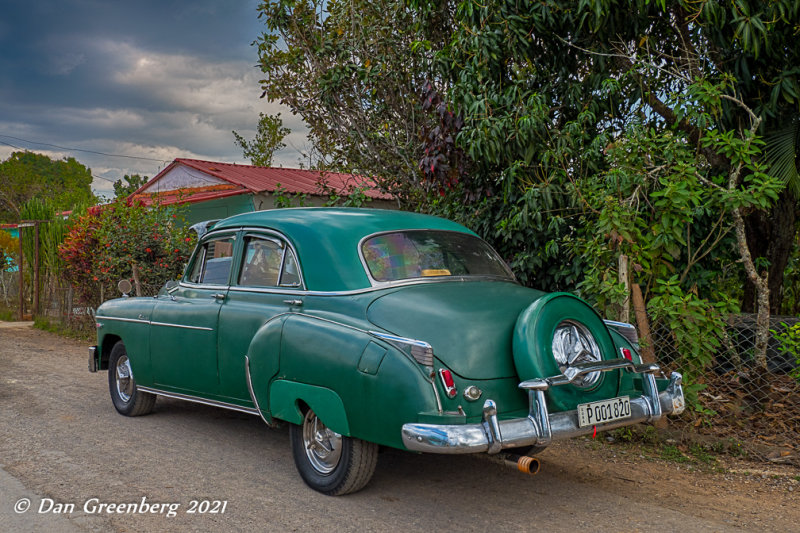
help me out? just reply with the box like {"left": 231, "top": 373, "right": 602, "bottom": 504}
{"left": 621, "top": 347, "right": 632, "bottom": 361}
{"left": 438, "top": 368, "right": 457, "bottom": 398}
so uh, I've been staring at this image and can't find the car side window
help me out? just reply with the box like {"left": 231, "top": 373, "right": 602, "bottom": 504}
{"left": 279, "top": 248, "right": 301, "bottom": 287}
{"left": 239, "top": 237, "right": 282, "bottom": 287}
{"left": 187, "top": 237, "right": 235, "bottom": 285}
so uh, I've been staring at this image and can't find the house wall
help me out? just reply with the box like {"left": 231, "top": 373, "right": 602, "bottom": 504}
{"left": 183, "top": 195, "right": 255, "bottom": 225}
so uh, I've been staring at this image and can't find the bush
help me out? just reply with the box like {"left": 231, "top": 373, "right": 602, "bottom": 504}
{"left": 59, "top": 200, "right": 196, "bottom": 302}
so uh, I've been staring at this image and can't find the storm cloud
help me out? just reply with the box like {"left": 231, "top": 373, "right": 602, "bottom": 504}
{"left": 0, "top": 0, "right": 307, "bottom": 197}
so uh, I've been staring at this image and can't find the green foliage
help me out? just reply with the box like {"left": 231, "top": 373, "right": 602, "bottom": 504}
{"left": 255, "top": 0, "right": 447, "bottom": 200}
{"left": 59, "top": 201, "right": 196, "bottom": 302}
{"left": 319, "top": 182, "right": 370, "bottom": 208}
{"left": 233, "top": 113, "right": 290, "bottom": 167}
{"left": 772, "top": 322, "right": 800, "bottom": 381}
{"left": 272, "top": 183, "right": 308, "bottom": 208}
{"left": 113, "top": 174, "right": 148, "bottom": 199}
{"left": 19, "top": 198, "right": 72, "bottom": 286}
{"left": 0, "top": 152, "right": 96, "bottom": 221}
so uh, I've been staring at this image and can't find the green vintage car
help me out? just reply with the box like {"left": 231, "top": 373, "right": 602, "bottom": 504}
{"left": 89, "top": 208, "right": 684, "bottom": 495}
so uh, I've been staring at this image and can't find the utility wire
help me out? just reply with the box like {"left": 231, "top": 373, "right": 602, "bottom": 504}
{"left": 0, "top": 134, "right": 171, "bottom": 163}
{"left": 0, "top": 139, "right": 22, "bottom": 150}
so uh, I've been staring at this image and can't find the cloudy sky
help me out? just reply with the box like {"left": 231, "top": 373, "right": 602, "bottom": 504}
{"left": 0, "top": 0, "right": 306, "bottom": 198}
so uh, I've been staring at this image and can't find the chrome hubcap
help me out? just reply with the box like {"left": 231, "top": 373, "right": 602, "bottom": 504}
{"left": 115, "top": 355, "right": 134, "bottom": 403}
{"left": 552, "top": 320, "right": 602, "bottom": 388}
{"left": 302, "top": 410, "right": 342, "bottom": 474}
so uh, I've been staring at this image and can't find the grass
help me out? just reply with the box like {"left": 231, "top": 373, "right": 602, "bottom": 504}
{"left": 607, "top": 425, "right": 728, "bottom": 471}
{"left": 33, "top": 316, "right": 94, "bottom": 341}
{"left": 660, "top": 444, "right": 691, "bottom": 463}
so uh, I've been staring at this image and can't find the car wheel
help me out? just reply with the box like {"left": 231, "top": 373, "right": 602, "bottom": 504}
{"left": 290, "top": 408, "right": 378, "bottom": 495}
{"left": 108, "top": 341, "right": 156, "bottom": 416}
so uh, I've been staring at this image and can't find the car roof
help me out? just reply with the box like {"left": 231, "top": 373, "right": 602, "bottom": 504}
{"left": 211, "top": 207, "right": 477, "bottom": 291}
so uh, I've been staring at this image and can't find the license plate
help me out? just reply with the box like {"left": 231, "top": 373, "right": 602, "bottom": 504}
{"left": 577, "top": 396, "right": 631, "bottom": 427}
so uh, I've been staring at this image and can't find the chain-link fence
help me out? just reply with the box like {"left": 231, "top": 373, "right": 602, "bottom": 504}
{"left": 650, "top": 314, "right": 799, "bottom": 462}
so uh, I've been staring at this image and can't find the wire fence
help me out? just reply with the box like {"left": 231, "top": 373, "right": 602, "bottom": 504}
{"left": 650, "top": 314, "right": 799, "bottom": 463}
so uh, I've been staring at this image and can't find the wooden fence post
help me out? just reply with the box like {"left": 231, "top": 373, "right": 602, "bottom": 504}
{"left": 618, "top": 254, "right": 629, "bottom": 322}
{"left": 132, "top": 264, "right": 142, "bottom": 297}
{"left": 632, "top": 283, "right": 656, "bottom": 364}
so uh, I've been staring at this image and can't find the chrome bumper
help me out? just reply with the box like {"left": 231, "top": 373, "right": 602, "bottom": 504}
{"left": 88, "top": 346, "right": 98, "bottom": 373}
{"left": 402, "top": 359, "right": 685, "bottom": 454}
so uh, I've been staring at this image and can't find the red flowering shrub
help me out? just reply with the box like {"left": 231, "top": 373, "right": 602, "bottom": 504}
{"left": 59, "top": 200, "right": 196, "bottom": 301}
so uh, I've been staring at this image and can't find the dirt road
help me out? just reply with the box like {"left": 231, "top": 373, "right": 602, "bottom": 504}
{"left": 1, "top": 323, "right": 798, "bottom": 532}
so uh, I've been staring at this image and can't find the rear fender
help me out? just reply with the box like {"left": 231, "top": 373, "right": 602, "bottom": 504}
{"left": 269, "top": 380, "right": 350, "bottom": 435}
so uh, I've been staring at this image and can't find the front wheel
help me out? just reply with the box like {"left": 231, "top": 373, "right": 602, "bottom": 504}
{"left": 289, "top": 408, "right": 378, "bottom": 495}
{"left": 108, "top": 341, "right": 156, "bottom": 416}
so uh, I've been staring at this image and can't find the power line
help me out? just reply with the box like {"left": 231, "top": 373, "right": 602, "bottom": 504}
{"left": 0, "top": 134, "right": 172, "bottom": 163}
{"left": 0, "top": 139, "right": 22, "bottom": 150}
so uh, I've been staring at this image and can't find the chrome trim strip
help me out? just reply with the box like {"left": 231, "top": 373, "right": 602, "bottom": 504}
{"left": 138, "top": 386, "right": 260, "bottom": 416}
{"left": 149, "top": 321, "right": 214, "bottom": 332}
{"left": 94, "top": 315, "right": 149, "bottom": 325}
{"left": 602, "top": 319, "right": 637, "bottom": 330}
{"left": 368, "top": 330, "right": 432, "bottom": 349}
{"left": 205, "top": 276, "right": 520, "bottom": 298}
{"left": 245, "top": 355, "right": 273, "bottom": 427}
{"left": 179, "top": 282, "right": 230, "bottom": 291}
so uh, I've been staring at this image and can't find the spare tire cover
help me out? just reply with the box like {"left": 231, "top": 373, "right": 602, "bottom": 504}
{"left": 513, "top": 292, "right": 620, "bottom": 412}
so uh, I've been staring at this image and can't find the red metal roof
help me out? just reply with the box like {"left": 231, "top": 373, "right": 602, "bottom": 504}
{"left": 130, "top": 159, "right": 391, "bottom": 206}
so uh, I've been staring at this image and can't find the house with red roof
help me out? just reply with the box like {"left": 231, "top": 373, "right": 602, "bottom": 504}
{"left": 128, "top": 159, "right": 395, "bottom": 224}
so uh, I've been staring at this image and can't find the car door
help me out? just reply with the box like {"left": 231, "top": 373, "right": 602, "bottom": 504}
{"left": 216, "top": 232, "right": 304, "bottom": 403}
{"left": 149, "top": 232, "right": 238, "bottom": 396}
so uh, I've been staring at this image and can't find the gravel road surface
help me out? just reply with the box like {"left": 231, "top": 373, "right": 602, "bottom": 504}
{"left": 1, "top": 322, "right": 797, "bottom": 532}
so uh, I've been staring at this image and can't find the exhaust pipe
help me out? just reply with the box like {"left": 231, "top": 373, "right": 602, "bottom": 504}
{"left": 498, "top": 453, "right": 540, "bottom": 475}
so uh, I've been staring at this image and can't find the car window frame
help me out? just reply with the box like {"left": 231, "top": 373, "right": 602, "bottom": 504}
{"left": 231, "top": 229, "right": 306, "bottom": 292}
{"left": 183, "top": 231, "right": 240, "bottom": 288}
{"left": 236, "top": 232, "right": 304, "bottom": 290}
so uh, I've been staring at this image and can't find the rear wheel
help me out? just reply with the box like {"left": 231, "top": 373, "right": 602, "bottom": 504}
{"left": 289, "top": 408, "right": 378, "bottom": 495}
{"left": 108, "top": 341, "right": 155, "bottom": 416}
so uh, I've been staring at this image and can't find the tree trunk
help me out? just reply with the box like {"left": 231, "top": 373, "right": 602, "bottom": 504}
{"left": 742, "top": 191, "right": 798, "bottom": 313}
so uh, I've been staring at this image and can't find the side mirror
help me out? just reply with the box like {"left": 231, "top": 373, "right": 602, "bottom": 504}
{"left": 117, "top": 279, "right": 133, "bottom": 297}
{"left": 164, "top": 280, "right": 179, "bottom": 291}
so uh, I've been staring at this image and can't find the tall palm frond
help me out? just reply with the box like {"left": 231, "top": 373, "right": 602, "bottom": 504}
{"left": 764, "top": 115, "right": 800, "bottom": 197}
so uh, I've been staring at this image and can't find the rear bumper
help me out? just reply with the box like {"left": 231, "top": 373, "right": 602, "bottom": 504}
{"left": 402, "top": 359, "right": 684, "bottom": 454}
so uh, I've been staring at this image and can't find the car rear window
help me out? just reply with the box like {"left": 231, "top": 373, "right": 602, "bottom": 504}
{"left": 361, "top": 230, "right": 514, "bottom": 283}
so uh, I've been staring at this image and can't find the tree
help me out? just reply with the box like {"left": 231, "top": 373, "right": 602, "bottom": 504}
{"left": 0, "top": 152, "right": 96, "bottom": 221}
{"left": 233, "top": 113, "right": 290, "bottom": 167}
{"left": 404, "top": 0, "right": 800, "bottom": 404}
{"left": 113, "top": 174, "right": 148, "bottom": 198}
{"left": 254, "top": 0, "right": 451, "bottom": 201}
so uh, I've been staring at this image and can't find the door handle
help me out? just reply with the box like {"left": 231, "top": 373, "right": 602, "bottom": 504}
{"left": 212, "top": 293, "right": 226, "bottom": 301}
{"left": 283, "top": 299, "right": 303, "bottom": 306}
